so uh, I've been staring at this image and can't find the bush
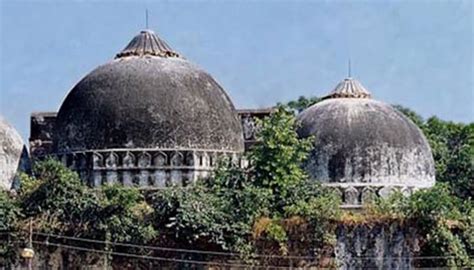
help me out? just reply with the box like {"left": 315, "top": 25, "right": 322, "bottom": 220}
{"left": 248, "top": 106, "right": 314, "bottom": 212}
{"left": 0, "top": 190, "right": 21, "bottom": 265}
{"left": 369, "top": 184, "right": 472, "bottom": 267}
{"left": 20, "top": 159, "right": 99, "bottom": 233}
{"left": 96, "top": 185, "right": 156, "bottom": 243}
{"left": 19, "top": 159, "right": 156, "bottom": 244}
{"left": 147, "top": 106, "right": 340, "bottom": 261}
{"left": 0, "top": 190, "right": 20, "bottom": 232}
{"left": 395, "top": 105, "right": 474, "bottom": 200}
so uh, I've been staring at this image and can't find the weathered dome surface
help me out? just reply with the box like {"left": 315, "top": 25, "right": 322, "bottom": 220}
{"left": 297, "top": 78, "right": 435, "bottom": 190}
{"left": 0, "top": 116, "right": 29, "bottom": 190}
{"left": 54, "top": 30, "right": 244, "bottom": 153}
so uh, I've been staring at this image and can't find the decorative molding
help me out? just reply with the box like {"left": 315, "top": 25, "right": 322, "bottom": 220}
{"left": 361, "top": 186, "right": 376, "bottom": 204}
{"left": 344, "top": 186, "right": 359, "bottom": 205}
{"left": 123, "top": 152, "right": 135, "bottom": 168}
{"left": 56, "top": 148, "right": 242, "bottom": 188}
{"left": 330, "top": 184, "right": 420, "bottom": 208}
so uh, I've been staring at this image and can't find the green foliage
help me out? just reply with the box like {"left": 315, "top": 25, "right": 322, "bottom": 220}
{"left": 0, "top": 190, "right": 21, "bottom": 265}
{"left": 283, "top": 182, "right": 341, "bottom": 250}
{"left": 393, "top": 105, "right": 425, "bottom": 127}
{"left": 2, "top": 99, "right": 470, "bottom": 267}
{"left": 151, "top": 185, "right": 230, "bottom": 247}
{"left": 255, "top": 106, "right": 340, "bottom": 236}
{"left": 18, "top": 159, "right": 156, "bottom": 244}
{"left": 209, "top": 161, "right": 273, "bottom": 239}
{"left": 395, "top": 105, "right": 474, "bottom": 200}
{"left": 0, "top": 190, "right": 20, "bottom": 231}
{"left": 253, "top": 217, "right": 288, "bottom": 242}
{"left": 461, "top": 208, "right": 474, "bottom": 258}
{"left": 264, "top": 222, "right": 287, "bottom": 243}
{"left": 101, "top": 184, "right": 143, "bottom": 209}
{"left": 96, "top": 185, "right": 156, "bottom": 243}
{"left": 285, "top": 96, "right": 321, "bottom": 113}
{"left": 20, "top": 159, "right": 99, "bottom": 232}
{"left": 248, "top": 106, "right": 314, "bottom": 212}
{"left": 401, "top": 184, "right": 463, "bottom": 224}
{"left": 247, "top": 106, "right": 340, "bottom": 253}
{"left": 148, "top": 106, "right": 340, "bottom": 258}
{"left": 150, "top": 162, "right": 273, "bottom": 253}
{"left": 423, "top": 118, "right": 473, "bottom": 200}
{"left": 391, "top": 106, "right": 474, "bottom": 266}
{"left": 370, "top": 184, "right": 472, "bottom": 267}
{"left": 284, "top": 183, "right": 341, "bottom": 220}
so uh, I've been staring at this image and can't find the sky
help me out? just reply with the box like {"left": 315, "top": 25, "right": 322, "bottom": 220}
{"left": 0, "top": 0, "right": 473, "bottom": 141}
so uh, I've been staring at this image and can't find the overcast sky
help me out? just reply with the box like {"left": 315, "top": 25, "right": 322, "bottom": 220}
{"left": 1, "top": 0, "right": 473, "bottom": 140}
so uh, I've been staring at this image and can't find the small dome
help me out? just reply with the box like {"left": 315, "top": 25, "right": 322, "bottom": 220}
{"left": 54, "top": 30, "right": 244, "bottom": 153}
{"left": 115, "top": 30, "right": 179, "bottom": 58}
{"left": 0, "top": 115, "right": 29, "bottom": 190}
{"left": 323, "top": 77, "right": 371, "bottom": 99}
{"left": 297, "top": 78, "right": 435, "bottom": 204}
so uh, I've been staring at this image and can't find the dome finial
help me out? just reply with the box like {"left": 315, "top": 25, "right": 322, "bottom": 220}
{"left": 115, "top": 29, "right": 180, "bottom": 59}
{"left": 348, "top": 58, "right": 352, "bottom": 78}
{"left": 323, "top": 77, "right": 372, "bottom": 100}
{"left": 145, "top": 9, "right": 149, "bottom": 29}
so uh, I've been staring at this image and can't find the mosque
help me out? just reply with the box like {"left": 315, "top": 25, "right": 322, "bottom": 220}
{"left": 0, "top": 29, "right": 435, "bottom": 208}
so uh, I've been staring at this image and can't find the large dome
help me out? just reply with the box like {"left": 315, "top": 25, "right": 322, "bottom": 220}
{"left": 54, "top": 30, "right": 244, "bottom": 154}
{"left": 297, "top": 78, "right": 435, "bottom": 205}
{"left": 0, "top": 115, "right": 29, "bottom": 190}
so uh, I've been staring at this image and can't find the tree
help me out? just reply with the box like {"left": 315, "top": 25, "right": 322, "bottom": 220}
{"left": 248, "top": 105, "right": 314, "bottom": 212}
{"left": 246, "top": 105, "right": 340, "bottom": 258}
{"left": 0, "top": 191, "right": 20, "bottom": 232}
{"left": 394, "top": 105, "right": 474, "bottom": 200}
{"left": 285, "top": 96, "right": 321, "bottom": 113}
{"left": 423, "top": 117, "right": 473, "bottom": 200}
{"left": 0, "top": 190, "right": 21, "bottom": 266}
{"left": 150, "top": 162, "right": 272, "bottom": 254}
{"left": 369, "top": 184, "right": 472, "bottom": 268}
{"left": 19, "top": 159, "right": 156, "bottom": 243}
{"left": 20, "top": 159, "right": 100, "bottom": 233}
{"left": 148, "top": 106, "right": 340, "bottom": 259}
{"left": 393, "top": 104, "right": 425, "bottom": 127}
{"left": 96, "top": 185, "right": 156, "bottom": 243}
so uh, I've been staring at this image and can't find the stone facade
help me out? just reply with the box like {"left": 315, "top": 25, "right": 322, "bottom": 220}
{"left": 30, "top": 109, "right": 274, "bottom": 160}
{"left": 29, "top": 114, "right": 244, "bottom": 187}
{"left": 237, "top": 108, "right": 272, "bottom": 150}
{"left": 335, "top": 223, "right": 418, "bottom": 269}
{"left": 29, "top": 112, "right": 56, "bottom": 158}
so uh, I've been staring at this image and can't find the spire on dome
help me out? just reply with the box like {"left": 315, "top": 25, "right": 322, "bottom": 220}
{"left": 115, "top": 30, "right": 180, "bottom": 59}
{"left": 322, "top": 77, "right": 372, "bottom": 100}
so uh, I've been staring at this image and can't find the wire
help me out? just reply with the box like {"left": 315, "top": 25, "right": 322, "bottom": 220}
{"left": 26, "top": 238, "right": 474, "bottom": 270}
{"left": 32, "top": 232, "right": 473, "bottom": 261}
{"left": 33, "top": 231, "right": 317, "bottom": 259}
{"left": 31, "top": 240, "right": 289, "bottom": 269}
